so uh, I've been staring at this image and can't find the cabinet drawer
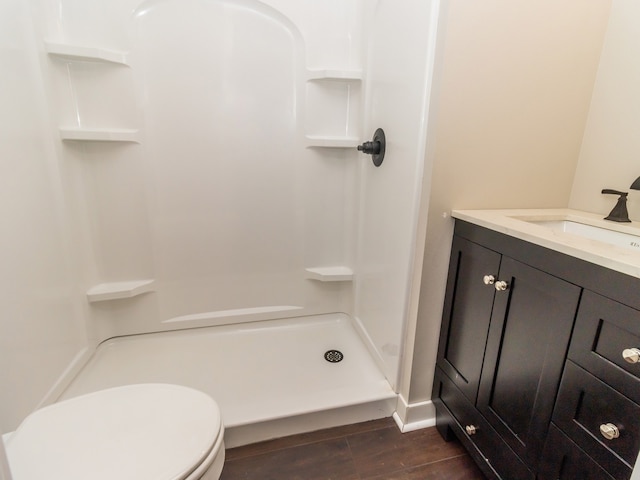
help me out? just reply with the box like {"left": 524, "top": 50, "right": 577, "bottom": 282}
{"left": 553, "top": 361, "right": 638, "bottom": 479}
{"left": 538, "top": 424, "right": 616, "bottom": 480}
{"left": 568, "top": 291, "right": 640, "bottom": 404}
{"left": 436, "top": 368, "right": 534, "bottom": 480}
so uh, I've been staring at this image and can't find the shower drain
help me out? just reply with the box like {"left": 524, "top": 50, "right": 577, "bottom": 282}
{"left": 324, "top": 350, "right": 344, "bottom": 363}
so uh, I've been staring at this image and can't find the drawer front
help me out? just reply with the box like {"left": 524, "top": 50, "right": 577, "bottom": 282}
{"left": 538, "top": 424, "right": 616, "bottom": 480}
{"left": 553, "top": 361, "right": 638, "bottom": 479}
{"left": 569, "top": 290, "right": 640, "bottom": 403}
{"left": 436, "top": 369, "right": 534, "bottom": 480}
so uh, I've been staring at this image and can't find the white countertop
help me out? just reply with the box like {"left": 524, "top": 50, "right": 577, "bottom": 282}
{"left": 452, "top": 208, "right": 640, "bottom": 280}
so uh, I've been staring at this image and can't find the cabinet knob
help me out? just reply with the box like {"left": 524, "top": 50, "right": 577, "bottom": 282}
{"left": 483, "top": 275, "right": 496, "bottom": 285}
{"left": 599, "top": 423, "right": 620, "bottom": 440}
{"left": 465, "top": 425, "right": 478, "bottom": 436}
{"left": 622, "top": 348, "right": 640, "bottom": 364}
{"left": 494, "top": 280, "right": 509, "bottom": 291}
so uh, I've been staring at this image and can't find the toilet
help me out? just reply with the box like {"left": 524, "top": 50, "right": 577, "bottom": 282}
{"left": 3, "top": 384, "right": 225, "bottom": 480}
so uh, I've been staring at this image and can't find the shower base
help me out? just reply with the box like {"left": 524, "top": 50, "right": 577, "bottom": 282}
{"left": 59, "top": 314, "right": 397, "bottom": 447}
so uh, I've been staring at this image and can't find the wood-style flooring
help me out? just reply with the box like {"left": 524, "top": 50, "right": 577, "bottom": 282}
{"left": 220, "top": 417, "right": 486, "bottom": 479}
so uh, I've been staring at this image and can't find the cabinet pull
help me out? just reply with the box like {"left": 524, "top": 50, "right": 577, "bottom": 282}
{"left": 465, "top": 425, "right": 478, "bottom": 435}
{"left": 599, "top": 423, "right": 620, "bottom": 440}
{"left": 494, "top": 280, "right": 509, "bottom": 291}
{"left": 622, "top": 348, "right": 640, "bottom": 364}
{"left": 483, "top": 275, "right": 496, "bottom": 285}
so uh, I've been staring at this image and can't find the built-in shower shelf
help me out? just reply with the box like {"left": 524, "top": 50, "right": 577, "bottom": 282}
{"left": 86, "top": 279, "right": 155, "bottom": 302}
{"left": 306, "top": 69, "right": 362, "bottom": 82}
{"left": 59, "top": 127, "right": 140, "bottom": 143}
{"left": 305, "top": 267, "right": 353, "bottom": 282}
{"left": 45, "top": 41, "right": 129, "bottom": 65}
{"left": 305, "top": 135, "right": 360, "bottom": 148}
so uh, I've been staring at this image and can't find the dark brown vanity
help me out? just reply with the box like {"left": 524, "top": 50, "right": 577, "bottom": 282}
{"left": 433, "top": 216, "right": 640, "bottom": 480}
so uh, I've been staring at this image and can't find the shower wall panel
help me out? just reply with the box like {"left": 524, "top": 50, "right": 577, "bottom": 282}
{"left": 354, "top": 0, "right": 438, "bottom": 389}
{"left": 40, "top": 0, "right": 370, "bottom": 339}
{"left": 133, "top": 0, "right": 305, "bottom": 321}
{"left": 0, "top": 0, "right": 89, "bottom": 432}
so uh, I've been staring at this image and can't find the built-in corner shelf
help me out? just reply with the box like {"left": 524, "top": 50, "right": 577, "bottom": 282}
{"left": 305, "top": 267, "right": 353, "bottom": 282}
{"left": 304, "top": 66, "right": 362, "bottom": 150}
{"left": 306, "top": 69, "right": 362, "bottom": 82}
{"left": 59, "top": 127, "right": 140, "bottom": 143}
{"left": 305, "top": 135, "right": 360, "bottom": 148}
{"left": 45, "top": 41, "right": 129, "bottom": 65}
{"left": 86, "top": 279, "right": 155, "bottom": 302}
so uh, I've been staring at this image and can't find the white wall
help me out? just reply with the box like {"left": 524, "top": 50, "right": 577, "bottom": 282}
{"left": 570, "top": 1, "right": 640, "bottom": 219}
{"left": 407, "top": 0, "right": 612, "bottom": 408}
{"left": 0, "top": 0, "right": 88, "bottom": 432}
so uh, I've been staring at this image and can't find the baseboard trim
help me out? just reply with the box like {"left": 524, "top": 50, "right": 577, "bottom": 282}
{"left": 393, "top": 395, "right": 436, "bottom": 433}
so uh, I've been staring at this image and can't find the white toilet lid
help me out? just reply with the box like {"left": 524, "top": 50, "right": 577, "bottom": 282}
{"left": 5, "top": 384, "right": 222, "bottom": 480}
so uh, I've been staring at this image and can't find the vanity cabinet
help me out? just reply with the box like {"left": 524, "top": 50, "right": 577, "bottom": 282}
{"left": 433, "top": 220, "right": 640, "bottom": 480}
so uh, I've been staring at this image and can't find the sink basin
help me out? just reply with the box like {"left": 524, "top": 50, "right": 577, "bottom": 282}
{"left": 523, "top": 219, "right": 640, "bottom": 252}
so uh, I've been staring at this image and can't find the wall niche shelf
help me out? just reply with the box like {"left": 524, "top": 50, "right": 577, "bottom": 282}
{"left": 305, "top": 135, "right": 360, "bottom": 148}
{"left": 45, "top": 41, "right": 129, "bottom": 65}
{"left": 86, "top": 279, "right": 155, "bottom": 302}
{"left": 306, "top": 69, "right": 362, "bottom": 82}
{"left": 304, "top": 68, "right": 361, "bottom": 149}
{"left": 59, "top": 127, "right": 140, "bottom": 143}
{"left": 305, "top": 267, "right": 353, "bottom": 282}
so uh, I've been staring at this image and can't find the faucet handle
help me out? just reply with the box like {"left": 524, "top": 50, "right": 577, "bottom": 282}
{"left": 602, "top": 189, "right": 628, "bottom": 197}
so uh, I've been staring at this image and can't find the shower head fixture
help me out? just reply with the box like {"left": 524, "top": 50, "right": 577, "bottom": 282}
{"left": 357, "top": 128, "right": 386, "bottom": 167}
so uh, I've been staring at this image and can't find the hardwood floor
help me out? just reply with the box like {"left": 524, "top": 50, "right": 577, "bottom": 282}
{"left": 220, "top": 417, "right": 486, "bottom": 479}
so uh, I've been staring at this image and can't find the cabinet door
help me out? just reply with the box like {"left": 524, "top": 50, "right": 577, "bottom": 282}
{"left": 437, "top": 236, "right": 501, "bottom": 403}
{"left": 477, "top": 256, "right": 580, "bottom": 471}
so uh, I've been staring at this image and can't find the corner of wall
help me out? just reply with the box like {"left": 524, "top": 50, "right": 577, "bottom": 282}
{"left": 568, "top": 1, "right": 640, "bottom": 219}
{"left": 0, "top": 434, "right": 12, "bottom": 480}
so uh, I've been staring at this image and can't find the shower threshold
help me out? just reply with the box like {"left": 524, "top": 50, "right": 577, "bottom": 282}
{"left": 59, "top": 314, "right": 397, "bottom": 447}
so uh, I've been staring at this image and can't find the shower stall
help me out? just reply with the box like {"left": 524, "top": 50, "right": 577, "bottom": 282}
{"left": 1, "top": 0, "right": 439, "bottom": 448}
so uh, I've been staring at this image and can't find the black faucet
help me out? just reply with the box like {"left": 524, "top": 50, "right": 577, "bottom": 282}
{"left": 602, "top": 176, "right": 640, "bottom": 223}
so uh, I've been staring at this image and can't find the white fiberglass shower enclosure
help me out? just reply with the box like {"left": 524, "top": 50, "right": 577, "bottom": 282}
{"left": 1, "top": 0, "right": 437, "bottom": 449}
